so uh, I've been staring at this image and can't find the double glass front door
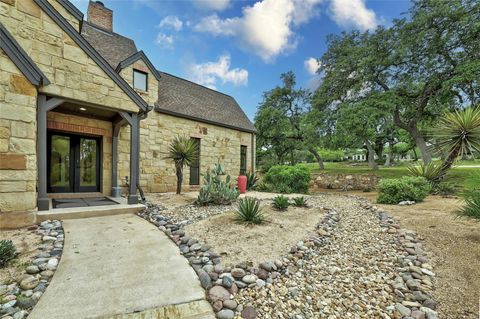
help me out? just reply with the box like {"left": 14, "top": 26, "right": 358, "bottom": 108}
{"left": 48, "top": 133, "right": 101, "bottom": 193}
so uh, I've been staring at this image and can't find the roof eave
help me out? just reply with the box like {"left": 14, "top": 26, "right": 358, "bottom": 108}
{"left": 57, "top": 0, "right": 84, "bottom": 22}
{"left": 0, "top": 23, "right": 50, "bottom": 86}
{"left": 115, "top": 51, "right": 161, "bottom": 81}
{"left": 154, "top": 105, "right": 257, "bottom": 134}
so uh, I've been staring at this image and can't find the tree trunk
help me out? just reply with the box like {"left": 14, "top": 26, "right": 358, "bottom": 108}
{"left": 364, "top": 139, "right": 378, "bottom": 170}
{"left": 385, "top": 152, "right": 391, "bottom": 167}
{"left": 434, "top": 147, "right": 460, "bottom": 183}
{"left": 175, "top": 164, "right": 183, "bottom": 194}
{"left": 393, "top": 110, "right": 431, "bottom": 163}
{"left": 308, "top": 148, "right": 325, "bottom": 170}
{"left": 412, "top": 148, "right": 418, "bottom": 161}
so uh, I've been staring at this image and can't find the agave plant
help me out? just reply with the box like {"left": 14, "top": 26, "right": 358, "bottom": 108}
{"left": 292, "top": 196, "right": 308, "bottom": 207}
{"left": 164, "top": 135, "right": 198, "bottom": 194}
{"left": 272, "top": 195, "right": 289, "bottom": 210}
{"left": 235, "top": 197, "right": 264, "bottom": 224}
{"left": 246, "top": 171, "right": 259, "bottom": 190}
{"left": 0, "top": 239, "right": 16, "bottom": 268}
{"left": 433, "top": 107, "right": 480, "bottom": 182}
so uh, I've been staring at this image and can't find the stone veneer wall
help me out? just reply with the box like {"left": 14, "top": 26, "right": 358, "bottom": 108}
{"left": 46, "top": 111, "right": 113, "bottom": 195}
{"left": 118, "top": 113, "right": 255, "bottom": 193}
{"left": 0, "top": 50, "right": 38, "bottom": 228}
{"left": 118, "top": 59, "right": 159, "bottom": 106}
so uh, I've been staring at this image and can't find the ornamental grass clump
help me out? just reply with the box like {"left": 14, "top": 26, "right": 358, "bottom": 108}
{"left": 457, "top": 172, "right": 480, "bottom": 219}
{"left": 292, "top": 196, "right": 308, "bottom": 207}
{"left": 246, "top": 171, "right": 259, "bottom": 190}
{"left": 235, "top": 197, "right": 265, "bottom": 225}
{"left": 272, "top": 195, "right": 289, "bottom": 210}
{"left": 0, "top": 239, "right": 17, "bottom": 268}
{"left": 377, "top": 176, "right": 431, "bottom": 204}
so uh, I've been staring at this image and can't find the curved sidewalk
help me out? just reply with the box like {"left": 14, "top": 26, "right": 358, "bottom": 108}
{"left": 29, "top": 214, "right": 214, "bottom": 319}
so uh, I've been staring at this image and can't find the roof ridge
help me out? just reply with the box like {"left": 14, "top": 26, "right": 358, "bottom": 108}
{"left": 83, "top": 21, "right": 135, "bottom": 43}
{"left": 159, "top": 71, "right": 235, "bottom": 99}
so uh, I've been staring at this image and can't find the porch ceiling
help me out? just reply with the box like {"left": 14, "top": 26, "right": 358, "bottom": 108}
{"left": 54, "top": 102, "right": 118, "bottom": 121}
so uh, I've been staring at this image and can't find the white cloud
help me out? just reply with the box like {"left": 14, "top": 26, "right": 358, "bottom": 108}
{"left": 329, "top": 0, "right": 378, "bottom": 31}
{"left": 159, "top": 16, "right": 183, "bottom": 31}
{"left": 187, "top": 54, "right": 248, "bottom": 90}
{"left": 194, "top": 0, "right": 322, "bottom": 62}
{"left": 304, "top": 57, "right": 321, "bottom": 75}
{"left": 194, "top": 0, "right": 231, "bottom": 11}
{"left": 155, "top": 33, "right": 174, "bottom": 49}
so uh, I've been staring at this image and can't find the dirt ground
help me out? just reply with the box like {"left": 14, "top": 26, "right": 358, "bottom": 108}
{"left": 324, "top": 190, "right": 480, "bottom": 319}
{"left": 185, "top": 203, "right": 326, "bottom": 266}
{"left": 0, "top": 227, "right": 40, "bottom": 284}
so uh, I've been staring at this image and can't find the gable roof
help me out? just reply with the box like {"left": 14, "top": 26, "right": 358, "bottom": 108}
{"left": 115, "top": 51, "right": 161, "bottom": 81}
{"left": 81, "top": 21, "right": 137, "bottom": 68}
{"left": 156, "top": 73, "right": 256, "bottom": 133}
{"left": 33, "top": 0, "right": 147, "bottom": 112}
{"left": 0, "top": 23, "right": 50, "bottom": 86}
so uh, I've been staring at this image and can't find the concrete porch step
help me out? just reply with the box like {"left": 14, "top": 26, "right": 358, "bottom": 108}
{"left": 36, "top": 197, "right": 145, "bottom": 222}
{"left": 107, "top": 300, "right": 215, "bottom": 319}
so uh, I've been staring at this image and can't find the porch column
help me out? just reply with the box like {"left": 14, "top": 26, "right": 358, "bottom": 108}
{"left": 37, "top": 95, "right": 65, "bottom": 211}
{"left": 119, "top": 112, "right": 139, "bottom": 204}
{"left": 128, "top": 113, "right": 139, "bottom": 204}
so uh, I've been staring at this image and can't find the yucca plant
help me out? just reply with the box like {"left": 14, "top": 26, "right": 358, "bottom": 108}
{"left": 407, "top": 162, "right": 443, "bottom": 183}
{"left": 235, "top": 197, "right": 264, "bottom": 224}
{"left": 457, "top": 171, "right": 480, "bottom": 219}
{"left": 272, "top": 195, "right": 289, "bottom": 210}
{"left": 292, "top": 196, "right": 308, "bottom": 207}
{"left": 0, "top": 239, "right": 16, "bottom": 268}
{"left": 246, "top": 171, "right": 259, "bottom": 190}
{"left": 432, "top": 107, "right": 480, "bottom": 183}
{"left": 164, "top": 135, "right": 198, "bottom": 194}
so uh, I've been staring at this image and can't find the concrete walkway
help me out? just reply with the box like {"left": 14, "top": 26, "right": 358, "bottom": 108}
{"left": 29, "top": 214, "right": 214, "bottom": 319}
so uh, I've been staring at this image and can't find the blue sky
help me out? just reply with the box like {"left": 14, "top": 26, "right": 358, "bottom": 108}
{"left": 72, "top": 0, "right": 412, "bottom": 120}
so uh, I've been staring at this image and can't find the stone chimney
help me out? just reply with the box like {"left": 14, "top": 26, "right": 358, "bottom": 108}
{"left": 87, "top": 1, "right": 113, "bottom": 32}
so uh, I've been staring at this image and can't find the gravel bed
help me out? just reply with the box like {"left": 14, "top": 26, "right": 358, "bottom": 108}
{"left": 139, "top": 193, "right": 438, "bottom": 319}
{"left": 0, "top": 220, "right": 64, "bottom": 319}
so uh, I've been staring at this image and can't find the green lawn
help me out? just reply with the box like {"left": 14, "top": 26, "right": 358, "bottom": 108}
{"left": 306, "top": 161, "right": 476, "bottom": 189}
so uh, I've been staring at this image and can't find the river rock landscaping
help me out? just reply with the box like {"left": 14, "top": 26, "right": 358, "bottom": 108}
{"left": 140, "top": 192, "right": 439, "bottom": 319}
{"left": 0, "top": 220, "right": 64, "bottom": 319}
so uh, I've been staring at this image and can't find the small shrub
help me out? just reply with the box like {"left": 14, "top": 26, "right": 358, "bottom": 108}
{"left": 377, "top": 177, "right": 431, "bottom": 204}
{"left": 457, "top": 172, "right": 480, "bottom": 219}
{"left": 196, "top": 164, "right": 240, "bottom": 206}
{"left": 262, "top": 165, "right": 311, "bottom": 194}
{"left": 292, "top": 196, "right": 308, "bottom": 207}
{"left": 235, "top": 197, "right": 264, "bottom": 224}
{"left": 432, "top": 182, "right": 456, "bottom": 196}
{"left": 256, "top": 182, "right": 272, "bottom": 192}
{"left": 246, "top": 171, "right": 259, "bottom": 190}
{"left": 272, "top": 195, "right": 289, "bottom": 210}
{"left": 0, "top": 240, "right": 16, "bottom": 268}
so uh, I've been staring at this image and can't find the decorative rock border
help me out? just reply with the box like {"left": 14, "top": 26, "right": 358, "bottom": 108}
{"left": 139, "top": 201, "right": 339, "bottom": 319}
{"left": 0, "top": 220, "right": 64, "bottom": 319}
{"left": 358, "top": 199, "right": 439, "bottom": 319}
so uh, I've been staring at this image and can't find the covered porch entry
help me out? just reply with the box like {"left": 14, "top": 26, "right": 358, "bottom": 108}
{"left": 37, "top": 94, "right": 142, "bottom": 212}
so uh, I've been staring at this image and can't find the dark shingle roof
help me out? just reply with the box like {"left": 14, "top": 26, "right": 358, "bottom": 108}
{"left": 155, "top": 73, "right": 255, "bottom": 133}
{"left": 80, "top": 21, "right": 137, "bottom": 68}
{"left": 80, "top": 22, "right": 255, "bottom": 132}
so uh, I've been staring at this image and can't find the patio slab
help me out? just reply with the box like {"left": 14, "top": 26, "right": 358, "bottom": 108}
{"left": 28, "top": 214, "right": 214, "bottom": 319}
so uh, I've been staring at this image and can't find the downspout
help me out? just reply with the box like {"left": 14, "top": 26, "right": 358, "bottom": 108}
{"left": 251, "top": 133, "right": 255, "bottom": 172}
{"left": 136, "top": 105, "right": 153, "bottom": 201}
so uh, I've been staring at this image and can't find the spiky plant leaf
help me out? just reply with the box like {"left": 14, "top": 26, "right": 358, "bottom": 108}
{"left": 235, "top": 197, "right": 265, "bottom": 225}
{"left": 272, "top": 195, "right": 289, "bottom": 210}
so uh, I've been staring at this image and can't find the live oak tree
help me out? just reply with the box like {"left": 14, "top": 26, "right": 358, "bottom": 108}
{"left": 313, "top": 0, "right": 480, "bottom": 163}
{"left": 255, "top": 72, "right": 327, "bottom": 170}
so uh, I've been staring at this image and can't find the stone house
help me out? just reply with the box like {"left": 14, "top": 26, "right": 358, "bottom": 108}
{"left": 0, "top": 0, "right": 256, "bottom": 228}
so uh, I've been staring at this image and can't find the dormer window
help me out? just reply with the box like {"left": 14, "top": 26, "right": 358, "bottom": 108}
{"left": 133, "top": 69, "right": 148, "bottom": 91}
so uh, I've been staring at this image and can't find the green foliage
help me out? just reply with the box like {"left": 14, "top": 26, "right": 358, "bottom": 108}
{"left": 0, "top": 240, "right": 16, "bottom": 268}
{"left": 407, "top": 162, "right": 442, "bottom": 183}
{"left": 262, "top": 165, "right": 311, "bottom": 194}
{"left": 433, "top": 107, "right": 480, "bottom": 181}
{"left": 292, "top": 196, "right": 308, "bottom": 207}
{"left": 196, "top": 164, "right": 240, "bottom": 206}
{"left": 272, "top": 195, "right": 289, "bottom": 210}
{"left": 457, "top": 172, "right": 480, "bottom": 219}
{"left": 235, "top": 197, "right": 265, "bottom": 224}
{"left": 377, "top": 177, "right": 431, "bottom": 204}
{"left": 317, "top": 148, "right": 345, "bottom": 162}
{"left": 431, "top": 182, "right": 456, "bottom": 196}
{"left": 164, "top": 135, "right": 199, "bottom": 194}
{"left": 246, "top": 171, "right": 259, "bottom": 190}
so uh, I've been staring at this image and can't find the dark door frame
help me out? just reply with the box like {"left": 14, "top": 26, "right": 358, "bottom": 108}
{"left": 189, "top": 137, "right": 201, "bottom": 185}
{"left": 47, "top": 131, "right": 102, "bottom": 193}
